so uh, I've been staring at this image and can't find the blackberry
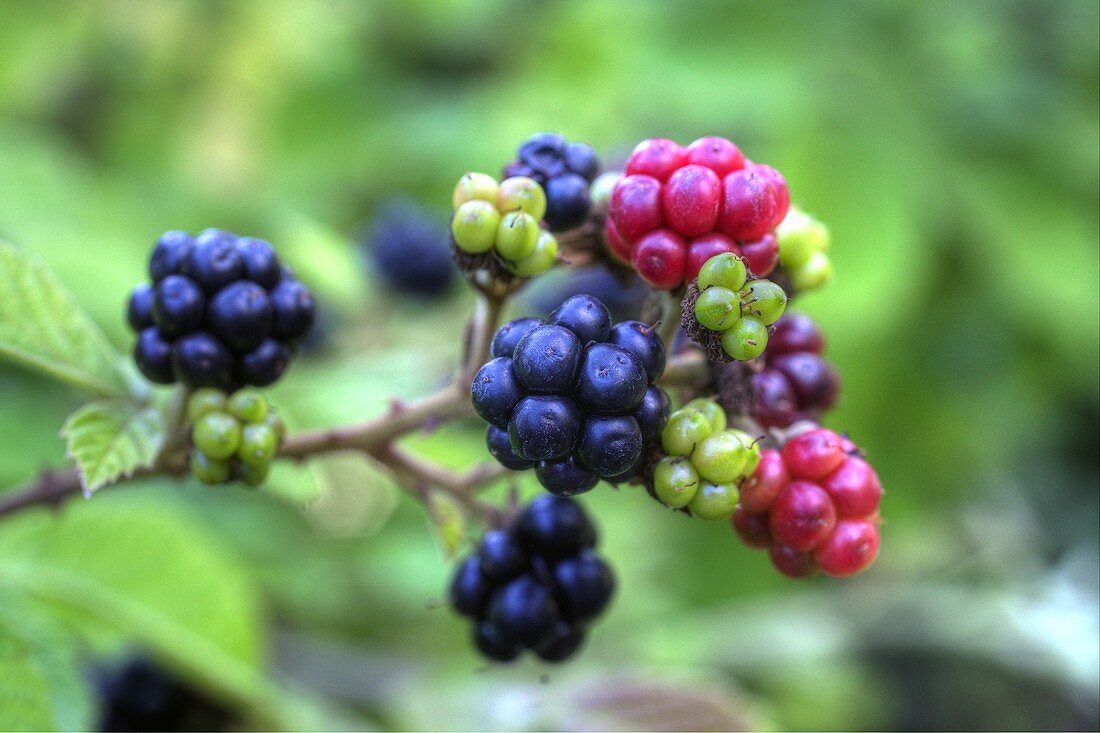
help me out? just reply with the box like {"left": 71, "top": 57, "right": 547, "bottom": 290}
{"left": 127, "top": 229, "right": 314, "bottom": 390}
{"left": 490, "top": 316, "right": 545, "bottom": 359}
{"left": 447, "top": 496, "right": 613, "bottom": 663}
{"left": 472, "top": 296, "right": 670, "bottom": 495}
{"left": 187, "top": 388, "right": 285, "bottom": 488}
{"left": 752, "top": 312, "right": 840, "bottom": 428}
{"left": 362, "top": 199, "right": 455, "bottom": 298}
{"left": 92, "top": 656, "right": 233, "bottom": 732}
{"left": 504, "top": 132, "right": 601, "bottom": 231}
{"left": 732, "top": 431, "right": 883, "bottom": 578}
{"left": 550, "top": 294, "right": 612, "bottom": 345}
{"left": 609, "top": 136, "right": 789, "bottom": 289}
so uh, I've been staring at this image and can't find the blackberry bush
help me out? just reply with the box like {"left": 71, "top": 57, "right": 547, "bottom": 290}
{"left": 128, "top": 229, "right": 315, "bottom": 390}
{"left": 0, "top": 128, "right": 886, "bottom": 680}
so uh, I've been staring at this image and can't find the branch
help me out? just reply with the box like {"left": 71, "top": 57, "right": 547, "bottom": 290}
{"left": 0, "top": 291, "right": 512, "bottom": 523}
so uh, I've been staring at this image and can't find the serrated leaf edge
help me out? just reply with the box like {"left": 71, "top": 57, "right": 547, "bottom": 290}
{"left": 60, "top": 399, "right": 165, "bottom": 497}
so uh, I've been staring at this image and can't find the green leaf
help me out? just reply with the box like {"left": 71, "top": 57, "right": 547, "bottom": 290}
{"left": 0, "top": 241, "right": 129, "bottom": 398}
{"left": 0, "top": 590, "right": 94, "bottom": 731}
{"left": 0, "top": 492, "right": 307, "bottom": 727}
{"left": 61, "top": 399, "right": 166, "bottom": 496}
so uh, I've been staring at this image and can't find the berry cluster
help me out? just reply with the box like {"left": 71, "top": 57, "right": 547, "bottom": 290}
{"left": 473, "top": 295, "right": 669, "bottom": 495}
{"left": 753, "top": 313, "right": 840, "bottom": 428}
{"left": 187, "top": 388, "right": 285, "bottom": 487}
{"left": 449, "top": 496, "right": 614, "bottom": 663}
{"left": 732, "top": 428, "right": 882, "bottom": 578}
{"left": 128, "top": 229, "right": 315, "bottom": 390}
{"left": 504, "top": 133, "right": 600, "bottom": 232}
{"left": 93, "top": 656, "right": 232, "bottom": 732}
{"left": 362, "top": 199, "right": 455, "bottom": 298}
{"left": 651, "top": 398, "right": 760, "bottom": 520}
{"left": 688, "top": 252, "right": 788, "bottom": 361}
{"left": 776, "top": 207, "right": 832, "bottom": 292}
{"left": 605, "top": 137, "right": 788, "bottom": 289}
{"left": 451, "top": 173, "right": 559, "bottom": 277}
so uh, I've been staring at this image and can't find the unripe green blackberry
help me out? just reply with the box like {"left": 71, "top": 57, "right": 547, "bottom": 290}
{"left": 187, "top": 388, "right": 283, "bottom": 488}
{"left": 650, "top": 399, "right": 761, "bottom": 521}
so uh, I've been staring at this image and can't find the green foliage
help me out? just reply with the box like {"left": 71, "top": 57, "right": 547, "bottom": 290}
{"left": 0, "top": 593, "right": 93, "bottom": 731}
{"left": 61, "top": 399, "right": 165, "bottom": 495}
{"left": 0, "top": 1, "right": 1095, "bottom": 730}
{"left": 0, "top": 242, "right": 128, "bottom": 397}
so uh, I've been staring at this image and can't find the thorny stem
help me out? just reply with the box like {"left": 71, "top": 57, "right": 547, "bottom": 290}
{"left": 0, "top": 289, "right": 710, "bottom": 524}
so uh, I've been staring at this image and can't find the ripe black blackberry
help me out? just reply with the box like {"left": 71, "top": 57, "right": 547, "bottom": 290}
{"left": 128, "top": 229, "right": 314, "bottom": 390}
{"left": 504, "top": 132, "right": 600, "bottom": 232}
{"left": 448, "top": 495, "right": 614, "bottom": 663}
{"left": 361, "top": 199, "right": 455, "bottom": 298}
{"left": 471, "top": 295, "right": 670, "bottom": 496}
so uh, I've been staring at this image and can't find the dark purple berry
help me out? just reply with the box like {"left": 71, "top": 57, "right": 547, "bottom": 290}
{"left": 578, "top": 415, "right": 643, "bottom": 478}
{"left": 171, "top": 331, "right": 233, "bottom": 389}
{"left": 148, "top": 230, "right": 194, "bottom": 282}
{"left": 206, "top": 281, "right": 273, "bottom": 352}
{"left": 363, "top": 200, "right": 454, "bottom": 298}
{"left": 564, "top": 142, "right": 599, "bottom": 179}
{"left": 633, "top": 385, "right": 671, "bottom": 442}
{"left": 152, "top": 274, "right": 205, "bottom": 337}
{"left": 486, "top": 425, "right": 533, "bottom": 470}
{"left": 518, "top": 132, "right": 568, "bottom": 178}
{"left": 269, "top": 277, "right": 316, "bottom": 342}
{"left": 236, "top": 338, "right": 291, "bottom": 387}
{"left": 535, "top": 455, "right": 599, "bottom": 497}
{"left": 544, "top": 173, "right": 591, "bottom": 231}
{"left": 552, "top": 549, "right": 615, "bottom": 621}
{"left": 473, "top": 621, "right": 522, "bottom": 662}
{"left": 549, "top": 294, "right": 611, "bottom": 345}
{"left": 182, "top": 230, "right": 243, "bottom": 293}
{"left": 477, "top": 529, "right": 527, "bottom": 584}
{"left": 575, "top": 344, "right": 648, "bottom": 414}
{"left": 490, "top": 317, "right": 544, "bottom": 359}
{"left": 507, "top": 396, "right": 581, "bottom": 461}
{"left": 449, "top": 556, "right": 490, "bottom": 618}
{"left": 488, "top": 575, "right": 560, "bottom": 647}
{"left": 534, "top": 623, "right": 586, "bottom": 662}
{"left": 753, "top": 369, "right": 799, "bottom": 428}
{"left": 517, "top": 495, "right": 596, "bottom": 559}
{"left": 127, "top": 284, "right": 154, "bottom": 331}
{"left": 470, "top": 357, "right": 523, "bottom": 428}
{"left": 608, "top": 320, "right": 666, "bottom": 381}
{"left": 512, "top": 325, "right": 581, "bottom": 394}
{"left": 235, "top": 237, "right": 281, "bottom": 290}
{"left": 771, "top": 353, "right": 840, "bottom": 411}
{"left": 134, "top": 327, "right": 173, "bottom": 384}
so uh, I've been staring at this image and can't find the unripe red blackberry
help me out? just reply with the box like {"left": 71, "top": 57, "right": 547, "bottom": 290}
{"left": 607, "top": 137, "right": 790, "bottom": 289}
{"left": 731, "top": 429, "right": 883, "bottom": 580}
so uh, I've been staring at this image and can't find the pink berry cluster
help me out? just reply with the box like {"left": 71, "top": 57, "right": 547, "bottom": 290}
{"left": 731, "top": 428, "right": 882, "bottom": 578}
{"left": 605, "top": 137, "right": 789, "bottom": 289}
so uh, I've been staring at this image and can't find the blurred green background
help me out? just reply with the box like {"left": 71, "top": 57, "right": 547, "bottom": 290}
{"left": 0, "top": 1, "right": 1097, "bottom": 730}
